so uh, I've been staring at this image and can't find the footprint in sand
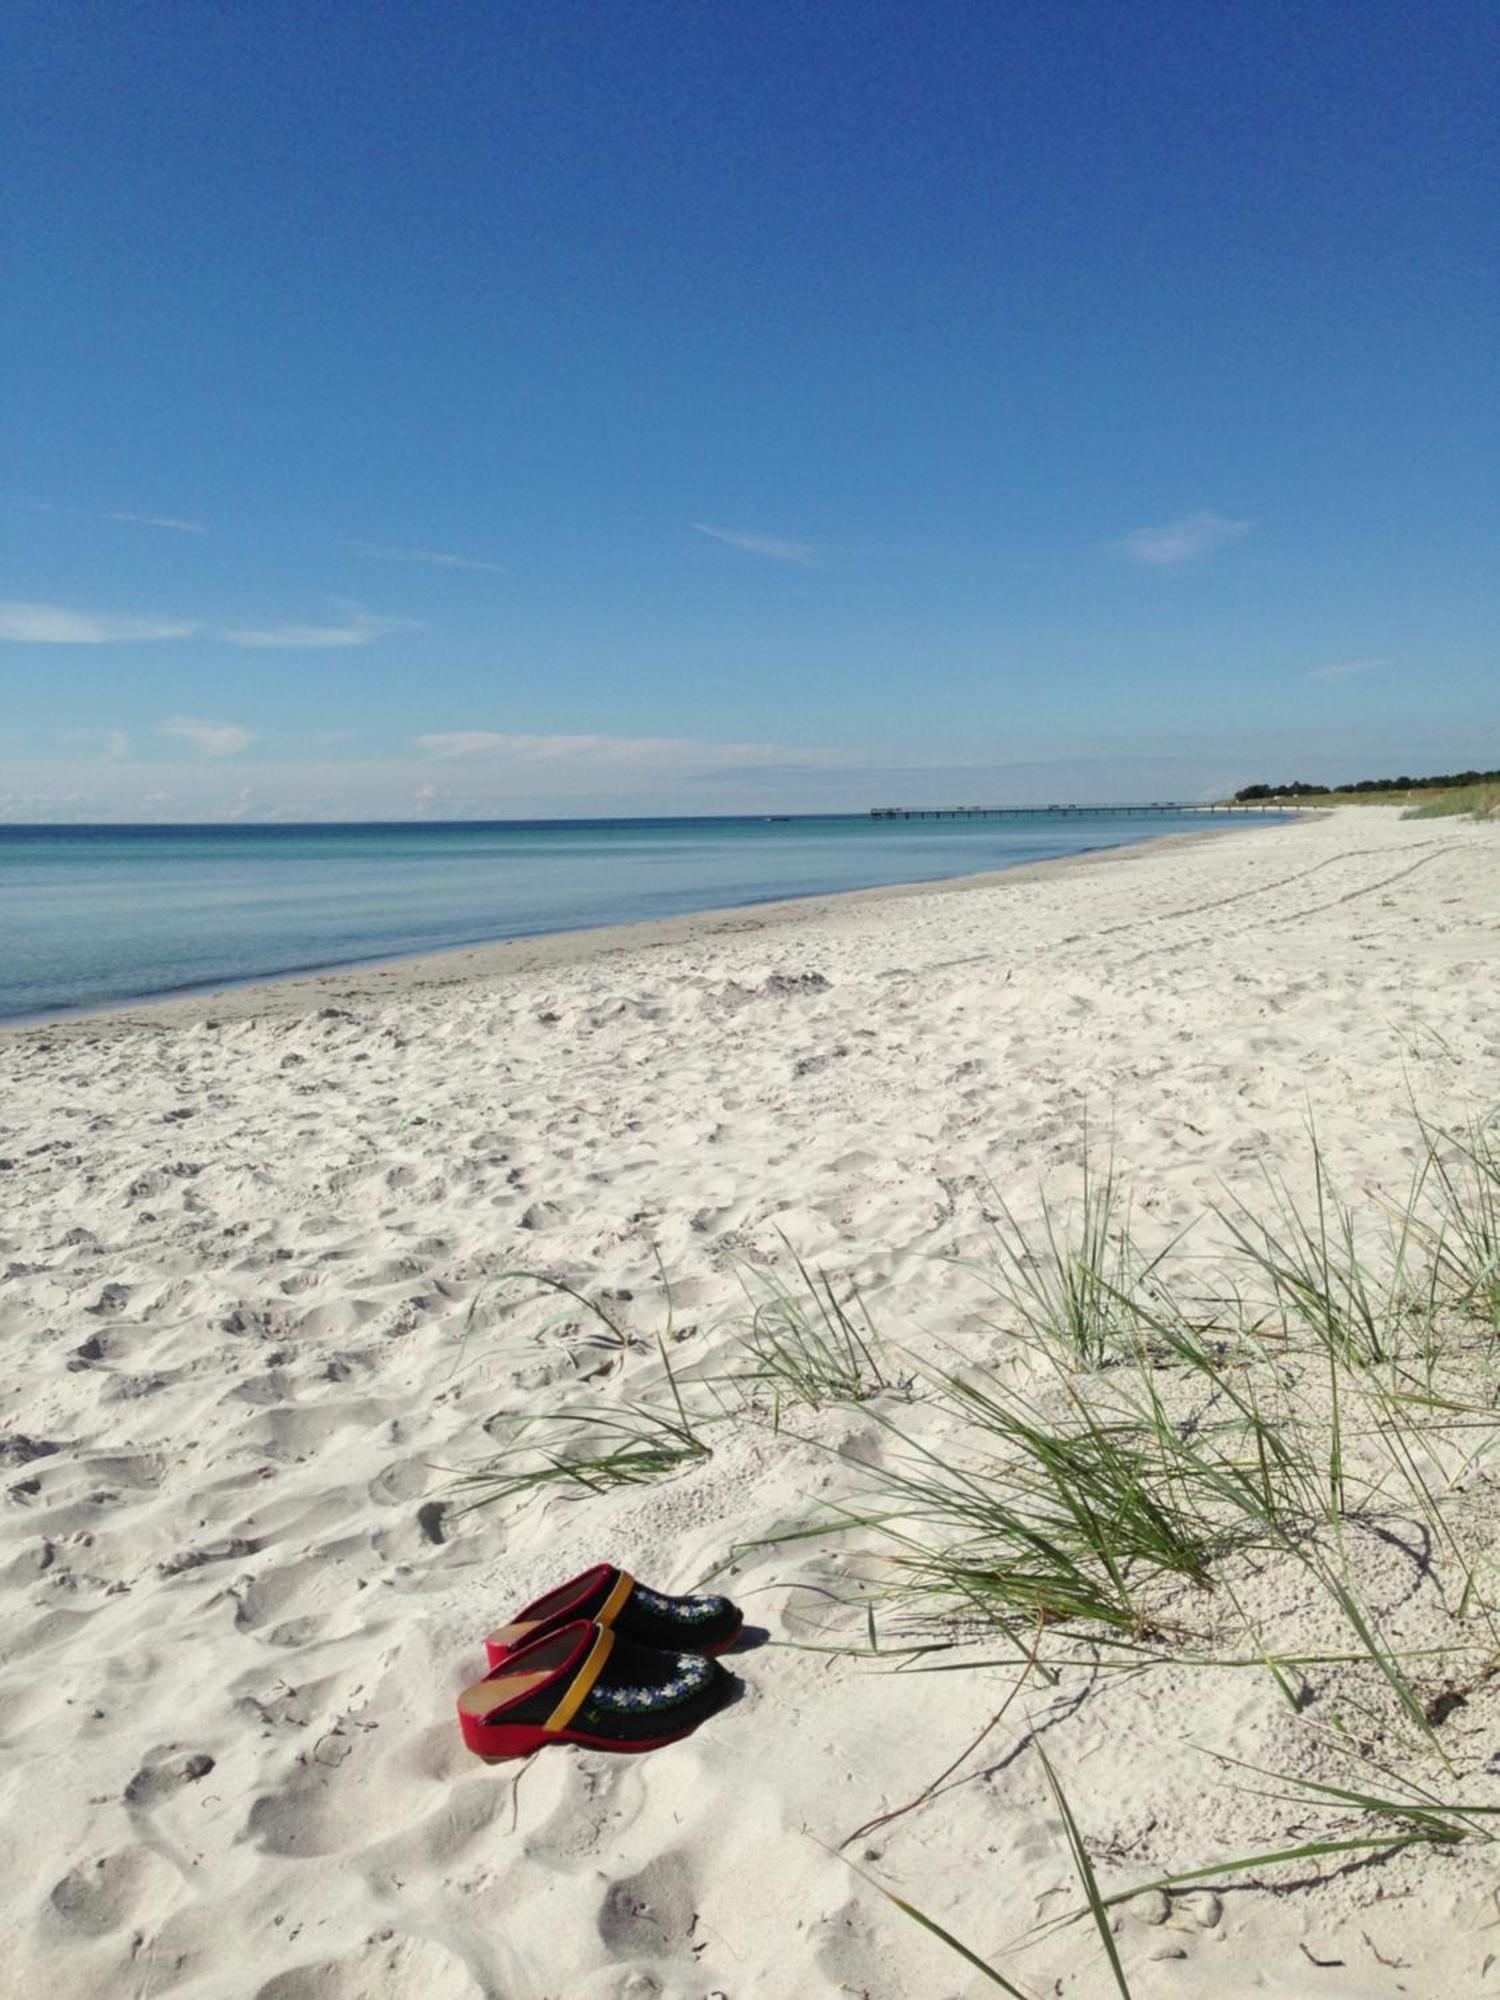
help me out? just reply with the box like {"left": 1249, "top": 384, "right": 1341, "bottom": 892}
{"left": 596, "top": 1848, "right": 700, "bottom": 1961}
{"left": 47, "top": 1844, "right": 181, "bottom": 1938}
{"left": 571, "top": 1971, "right": 675, "bottom": 2000}
{"left": 231, "top": 1553, "right": 334, "bottom": 1633}
{"left": 368, "top": 1496, "right": 458, "bottom": 1569}
{"left": 242, "top": 1399, "right": 382, "bottom": 1462}
{"left": 124, "top": 1748, "right": 216, "bottom": 1807}
{"left": 368, "top": 1457, "right": 433, "bottom": 1506}
{"left": 254, "top": 1934, "right": 485, "bottom": 2000}
{"left": 809, "top": 1895, "right": 892, "bottom": 1995}
{"left": 79, "top": 1449, "right": 170, "bottom": 1491}
{"left": 523, "top": 1755, "right": 649, "bottom": 1867}
{"left": 231, "top": 1669, "right": 340, "bottom": 1735}
{"left": 354, "top": 1778, "right": 505, "bottom": 1893}
{"left": 14, "top": 1604, "right": 97, "bottom": 1654}
{"left": 244, "top": 1769, "right": 356, "bottom": 1860}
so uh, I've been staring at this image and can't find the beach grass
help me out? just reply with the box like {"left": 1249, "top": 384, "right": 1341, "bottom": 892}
{"left": 734, "top": 1252, "right": 903, "bottom": 1415}
{"left": 1403, "top": 784, "right": 1500, "bottom": 820}
{"left": 1217, "top": 785, "right": 1499, "bottom": 812}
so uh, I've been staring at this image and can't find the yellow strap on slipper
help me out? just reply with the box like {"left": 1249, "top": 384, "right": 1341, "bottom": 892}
{"left": 596, "top": 1569, "right": 634, "bottom": 1628}
{"left": 544, "top": 1625, "right": 616, "bottom": 1733}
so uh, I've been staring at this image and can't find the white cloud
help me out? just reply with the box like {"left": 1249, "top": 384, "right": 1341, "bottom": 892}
{"left": 692, "top": 523, "right": 817, "bottom": 566}
{"left": 0, "top": 600, "right": 199, "bottom": 643}
{"left": 355, "top": 541, "right": 507, "bottom": 576}
{"left": 0, "top": 597, "right": 417, "bottom": 649}
{"left": 416, "top": 732, "right": 514, "bottom": 758}
{"left": 414, "top": 729, "right": 854, "bottom": 769}
{"left": 1307, "top": 657, "right": 1389, "bottom": 683}
{"left": 1116, "top": 510, "right": 1251, "bottom": 569}
{"left": 107, "top": 731, "right": 129, "bottom": 760}
{"left": 416, "top": 731, "right": 655, "bottom": 761}
{"left": 104, "top": 511, "right": 206, "bottom": 535}
{"left": 221, "top": 606, "right": 416, "bottom": 650}
{"left": 162, "top": 716, "right": 253, "bottom": 756}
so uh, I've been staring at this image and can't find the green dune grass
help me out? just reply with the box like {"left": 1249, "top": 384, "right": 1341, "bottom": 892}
{"left": 1404, "top": 784, "right": 1500, "bottom": 820}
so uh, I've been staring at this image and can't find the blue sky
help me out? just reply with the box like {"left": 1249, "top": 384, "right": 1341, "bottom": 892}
{"left": 2, "top": 1, "right": 1495, "bottom": 819}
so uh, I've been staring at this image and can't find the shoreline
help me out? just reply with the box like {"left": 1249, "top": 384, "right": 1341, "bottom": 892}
{"left": 3, "top": 817, "right": 1271, "bottom": 1039}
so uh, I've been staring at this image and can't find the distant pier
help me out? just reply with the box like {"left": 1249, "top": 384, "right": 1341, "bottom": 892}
{"left": 868, "top": 802, "right": 1299, "bottom": 820}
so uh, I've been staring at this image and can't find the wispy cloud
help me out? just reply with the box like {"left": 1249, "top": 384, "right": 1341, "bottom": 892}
{"left": 417, "top": 731, "right": 690, "bottom": 762}
{"left": 104, "top": 511, "right": 207, "bottom": 535}
{"left": 1307, "top": 657, "right": 1389, "bottom": 683}
{"left": 415, "top": 728, "right": 858, "bottom": 770}
{"left": 107, "top": 731, "right": 129, "bottom": 760}
{"left": 0, "top": 597, "right": 415, "bottom": 650}
{"left": 416, "top": 731, "right": 515, "bottom": 758}
{"left": 6, "top": 496, "right": 203, "bottom": 532}
{"left": 162, "top": 716, "right": 253, "bottom": 756}
{"left": 692, "top": 523, "right": 817, "bottom": 566}
{"left": 354, "top": 541, "right": 507, "bottom": 576}
{"left": 0, "top": 600, "right": 199, "bottom": 643}
{"left": 220, "top": 606, "right": 418, "bottom": 650}
{"left": 1116, "top": 509, "right": 1251, "bottom": 570}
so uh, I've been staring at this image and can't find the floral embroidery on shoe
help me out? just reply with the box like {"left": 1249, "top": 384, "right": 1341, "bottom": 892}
{"left": 582, "top": 1654, "right": 713, "bottom": 1717}
{"left": 633, "top": 1584, "right": 730, "bottom": 1625}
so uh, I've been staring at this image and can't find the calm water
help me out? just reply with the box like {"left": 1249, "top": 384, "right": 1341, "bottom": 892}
{"left": 0, "top": 813, "right": 1276, "bottom": 1021}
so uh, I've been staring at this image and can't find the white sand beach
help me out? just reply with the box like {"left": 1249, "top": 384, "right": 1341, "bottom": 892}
{"left": 3, "top": 805, "right": 1499, "bottom": 1999}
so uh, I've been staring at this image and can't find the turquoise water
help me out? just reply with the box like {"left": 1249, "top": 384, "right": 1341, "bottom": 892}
{"left": 0, "top": 814, "right": 1278, "bottom": 1021}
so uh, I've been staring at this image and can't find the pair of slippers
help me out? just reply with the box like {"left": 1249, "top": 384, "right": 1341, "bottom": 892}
{"left": 457, "top": 1563, "right": 744, "bottom": 1760}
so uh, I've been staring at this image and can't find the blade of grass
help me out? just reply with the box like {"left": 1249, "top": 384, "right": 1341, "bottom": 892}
{"left": 1034, "top": 1743, "right": 1134, "bottom": 1998}
{"left": 829, "top": 1845, "right": 1042, "bottom": 1997}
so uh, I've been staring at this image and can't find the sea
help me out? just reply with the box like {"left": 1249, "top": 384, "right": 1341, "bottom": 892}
{"left": 0, "top": 812, "right": 1281, "bottom": 1022}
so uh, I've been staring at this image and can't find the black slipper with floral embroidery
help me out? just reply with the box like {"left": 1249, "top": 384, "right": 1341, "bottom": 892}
{"left": 484, "top": 1563, "right": 742, "bottom": 1667}
{"left": 458, "top": 1618, "right": 735, "bottom": 1759}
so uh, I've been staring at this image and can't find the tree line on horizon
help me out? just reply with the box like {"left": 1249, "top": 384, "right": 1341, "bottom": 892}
{"left": 1234, "top": 766, "right": 1500, "bottom": 801}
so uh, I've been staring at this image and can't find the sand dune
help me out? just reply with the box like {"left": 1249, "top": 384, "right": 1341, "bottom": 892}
{"left": 2, "top": 806, "right": 1498, "bottom": 1997}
